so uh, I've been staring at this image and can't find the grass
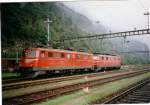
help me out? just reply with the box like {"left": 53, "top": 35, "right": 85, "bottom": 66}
{"left": 38, "top": 71, "right": 150, "bottom": 105}
{"left": 2, "top": 72, "right": 20, "bottom": 78}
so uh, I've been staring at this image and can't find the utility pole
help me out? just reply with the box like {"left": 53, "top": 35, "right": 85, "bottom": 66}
{"left": 144, "top": 12, "right": 150, "bottom": 29}
{"left": 45, "top": 17, "right": 52, "bottom": 46}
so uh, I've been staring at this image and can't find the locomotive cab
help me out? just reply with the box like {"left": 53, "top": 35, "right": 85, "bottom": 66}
{"left": 19, "top": 48, "right": 39, "bottom": 67}
{"left": 19, "top": 48, "right": 40, "bottom": 77}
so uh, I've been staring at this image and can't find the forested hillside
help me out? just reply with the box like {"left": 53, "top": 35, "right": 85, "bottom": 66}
{"left": 1, "top": 3, "right": 106, "bottom": 53}
{"left": 1, "top": 3, "right": 91, "bottom": 56}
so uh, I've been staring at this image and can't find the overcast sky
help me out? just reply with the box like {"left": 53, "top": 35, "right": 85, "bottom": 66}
{"left": 64, "top": 0, "right": 150, "bottom": 49}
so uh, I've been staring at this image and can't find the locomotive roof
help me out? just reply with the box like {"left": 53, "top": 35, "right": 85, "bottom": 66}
{"left": 31, "top": 48, "right": 93, "bottom": 55}
{"left": 96, "top": 55, "right": 120, "bottom": 58}
{"left": 93, "top": 53, "right": 119, "bottom": 56}
{"left": 25, "top": 48, "right": 120, "bottom": 57}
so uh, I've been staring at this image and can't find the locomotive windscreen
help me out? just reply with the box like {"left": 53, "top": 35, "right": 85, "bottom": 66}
{"left": 22, "top": 49, "right": 39, "bottom": 57}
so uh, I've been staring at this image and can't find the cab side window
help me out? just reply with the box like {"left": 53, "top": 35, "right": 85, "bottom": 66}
{"left": 61, "top": 53, "right": 65, "bottom": 58}
{"left": 41, "top": 51, "right": 45, "bottom": 58}
{"left": 76, "top": 54, "right": 80, "bottom": 59}
{"left": 106, "top": 57, "right": 108, "bottom": 60}
{"left": 66, "top": 53, "right": 71, "bottom": 59}
{"left": 48, "top": 52, "right": 53, "bottom": 57}
{"left": 102, "top": 56, "right": 104, "bottom": 60}
{"left": 53, "top": 53, "right": 61, "bottom": 58}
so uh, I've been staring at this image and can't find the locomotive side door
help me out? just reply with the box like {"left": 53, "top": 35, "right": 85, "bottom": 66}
{"left": 39, "top": 50, "right": 47, "bottom": 67}
{"left": 66, "top": 53, "right": 72, "bottom": 68}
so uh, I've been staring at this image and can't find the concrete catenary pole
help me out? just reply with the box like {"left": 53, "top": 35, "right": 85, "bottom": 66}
{"left": 45, "top": 17, "right": 52, "bottom": 45}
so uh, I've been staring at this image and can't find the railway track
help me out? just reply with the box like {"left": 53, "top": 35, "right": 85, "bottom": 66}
{"left": 103, "top": 78, "right": 150, "bottom": 104}
{"left": 3, "top": 70, "right": 149, "bottom": 105}
{"left": 2, "top": 67, "right": 149, "bottom": 91}
{"left": 2, "top": 70, "right": 128, "bottom": 91}
{"left": 2, "top": 78, "right": 24, "bottom": 84}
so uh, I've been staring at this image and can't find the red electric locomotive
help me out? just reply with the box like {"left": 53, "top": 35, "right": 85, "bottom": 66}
{"left": 93, "top": 54, "right": 121, "bottom": 71}
{"left": 19, "top": 48, "right": 94, "bottom": 77}
{"left": 19, "top": 48, "right": 121, "bottom": 77}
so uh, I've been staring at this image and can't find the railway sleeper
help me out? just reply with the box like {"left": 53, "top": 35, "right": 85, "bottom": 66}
{"left": 124, "top": 97, "right": 149, "bottom": 101}
{"left": 133, "top": 91, "right": 150, "bottom": 94}
{"left": 128, "top": 100, "right": 149, "bottom": 103}
{"left": 138, "top": 89, "right": 150, "bottom": 92}
{"left": 129, "top": 94, "right": 150, "bottom": 97}
{"left": 128, "top": 95, "right": 150, "bottom": 99}
{"left": 119, "top": 100, "right": 147, "bottom": 103}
